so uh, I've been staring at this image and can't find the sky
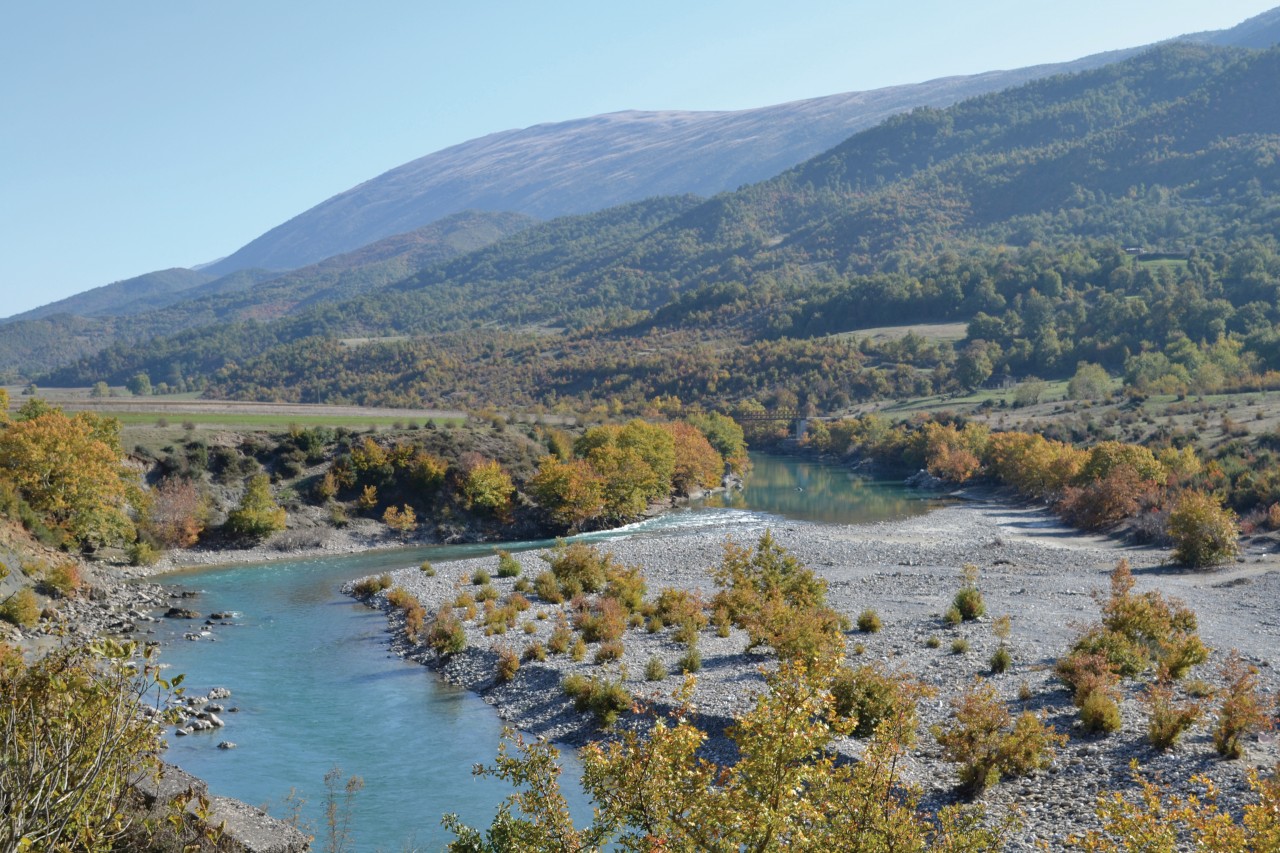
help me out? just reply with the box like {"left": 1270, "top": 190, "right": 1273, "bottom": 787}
{"left": 2, "top": 0, "right": 1277, "bottom": 317}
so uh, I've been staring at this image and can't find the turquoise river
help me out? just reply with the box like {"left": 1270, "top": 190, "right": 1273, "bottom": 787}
{"left": 152, "top": 453, "right": 940, "bottom": 850}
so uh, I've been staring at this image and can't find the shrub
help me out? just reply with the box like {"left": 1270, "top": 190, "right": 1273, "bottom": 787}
{"left": 653, "top": 588, "right": 707, "bottom": 632}
{"left": 944, "top": 606, "right": 962, "bottom": 627}
{"left": 990, "top": 646, "right": 1012, "bottom": 674}
{"left": 677, "top": 645, "right": 702, "bottom": 674}
{"left": 419, "top": 561, "right": 436, "bottom": 576}
{"left": 385, "top": 586, "right": 417, "bottom": 610}
{"left": 1213, "top": 651, "right": 1271, "bottom": 759}
{"left": 427, "top": 608, "right": 467, "bottom": 655}
{"left": 475, "top": 583, "right": 499, "bottom": 603}
{"left": 352, "top": 574, "right": 392, "bottom": 598}
{"left": 831, "top": 664, "right": 919, "bottom": 739}
{"left": 644, "top": 657, "right": 667, "bottom": 681}
{"left": 513, "top": 577, "right": 533, "bottom": 595}
{"left": 508, "top": 593, "right": 531, "bottom": 612}
{"left": 495, "top": 647, "right": 520, "bottom": 683}
{"left": 127, "top": 541, "right": 158, "bottom": 567}
{"left": 225, "top": 474, "right": 287, "bottom": 538}
{"left": 472, "top": 569, "right": 491, "bottom": 586}
{"left": 926, "top": 635, "right": 941, "bottom": 649}
{"left": 522, "top": 642, "right": 547, "bottom": 662}
{"left": 856, "top": 609, "right": 882, "bottom": 633}
{"left": 1144, "top": 682, "right": 1200, "bottom": 751}
{"left": 495, "top": 550, "right": 522, "bottom": 578}
{"left": 933, "top": 679, "right": 1065, "bottom": 795}
{"left": 1167, "top": 491, "right": 1240, "bottom": 568}
{"left": 562, "top": 674, "right": 631, "bottom": 727}
{"left": 548, "top": 621, "right": 573, "bottom": 655}
{"left": 570, "top": 637, "right": 587, "bottom": 662}
{"left": 0, "top": 588, "right": 39, "bottom": 628}
{"left": 574, "top": 597, "right": 628, "bottom": 643}
{"left": 545, "top": 541, "right": 613, "bottom": 596}
{"left": 953, "top": 587, "right": 985, "bottom": 622}
{"left": 951, "top": 638, "right": 969, "bottom": 655}
{"left": 1079, "top": 690, "right": 1122, "bottom": 734}
{"left": 1056, "top": 650, "right": 1121, "bottom": 706}
{"left": 595, "top": 640, "right": 624, "bottom": 664}
{"left": 534, "top": 571, "right": 564, "bottom": 604}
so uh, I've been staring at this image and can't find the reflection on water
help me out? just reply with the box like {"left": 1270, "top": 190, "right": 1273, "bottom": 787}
{"left": 153, "top": 452, "right": 938, "bottom": 849}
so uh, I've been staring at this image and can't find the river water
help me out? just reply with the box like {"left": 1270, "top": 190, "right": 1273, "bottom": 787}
{"left": 154, "top": 453, "right": 937, "bottom": 850}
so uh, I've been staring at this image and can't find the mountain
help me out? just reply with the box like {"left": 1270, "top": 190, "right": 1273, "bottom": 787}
{"left": 199, "top": 7, "right": 1280, "bottom": 280}
{"left": 199, "top": 55, "right": 1135, "bottom": 278}
{"left": 0, "top": 211, "right": 532, "bottom": 380}
{"left": 3, "top": 268, "right": 218, "bottom": 324}
{"left": 43, "top": 41, "right": 1280, "bottom": 411}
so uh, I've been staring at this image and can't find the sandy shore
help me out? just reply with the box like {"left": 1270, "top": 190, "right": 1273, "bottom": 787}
{"left": 349, "top": 498, "right": 1280, "bottom": 850}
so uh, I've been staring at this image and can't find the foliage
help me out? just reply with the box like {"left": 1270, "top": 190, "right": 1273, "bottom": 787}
{"left": 1079, "top": 690, "right": 1123, "bottom": 734}
{"left": 1142, "top": 681, "right": 1201, "bottom": 751}
{"left": 561, "top": 673, "right": 632, "bottom": 727}
{"left": 952, "top": 564, "right": 985, "bottom": 621}
{"left": 495, "top": 646, "right": 520, "bottom": 683}
{"left": 856, "top": 608, "right": 882, "bottom": 633}
{"left": 0, "top": 408, "right": 139, "bottom": 547}
{"left": 1167, "top": 490, "right": 1240, "bottom": 567}
{"left": 0, "top": 640, "right": 173, "bottom": 851}
{"left": 644, "top": 657, "right": 667, "bottom": 681}
{"left": 933, "top": 679, "right": 1066, "bottom": 795}
{"left": 459, "top": 457, "right": 515, "bottom": 516}
{"left": 225, "top": 474, "right": 287, "bottom": 539}
{"left": 1071, "top": 765, "right": 1280, "bottom": 851}
{"left": 141, "top": 477, "right": 205, "bottom": 549}
{"left": 495, "top": 550, "right": 521, "bottom": 578}
{"left": 381, "top": 503, "right": 417, "bottom": 539}
{"left": 452, "top": 656, "right": 1009, "bottom": 851}
{"left": 0, "top": 588, "right": 40, "bottom": 628}
{"left": 1213, "top": 651, "right": 1271, "bottom": 759}
{"left": 831, "top": 663, "right": 924, "bottom": 739}
{"left": 427, "top": 607, "right": 468, "bottom": 656}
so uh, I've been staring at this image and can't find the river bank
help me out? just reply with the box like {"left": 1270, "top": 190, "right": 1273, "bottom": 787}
{"left": 350, "top": 497, "right": 1280, "bottom": 850}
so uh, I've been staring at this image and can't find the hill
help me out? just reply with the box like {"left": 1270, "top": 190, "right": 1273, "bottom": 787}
{"left": 0, "top": 211, "right": 532, "bottom": 380}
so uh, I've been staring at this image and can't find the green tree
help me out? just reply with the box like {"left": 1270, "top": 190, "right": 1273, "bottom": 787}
{"left": 460, "top": 457, "right": 515, "bottom": 516}
{"left": 125, "top": 372, "right": 152, "bottom": 397}
{"left": 225, "top": 474, "right": 286, "bottom": 538}
{"left": 1067, "top": 362, "right": 1111, "bottom": 401}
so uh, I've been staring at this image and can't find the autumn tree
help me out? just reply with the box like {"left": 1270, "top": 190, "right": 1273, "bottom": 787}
{"left": 459, "top": 456, "right": 515, "bottom": 516}
{"left": 687, "top": 412, "right": 750, "bottom": 475}
{"left": 0, "top": 408, "right": 139, "bottom": 547}
{"left": 225, "top": 474, "right": 286, "bottom": 538}
{"left": 382, "top": 504, "right": 417, "bottom": 540}
{"left": 141, "top": 477, "right": 205, "bottom": 549}
{"left": 660, "top": 420, "right": 724, "bottom": 494}
{"left": 528, "top": 455, "right": 606, "bottom": 531}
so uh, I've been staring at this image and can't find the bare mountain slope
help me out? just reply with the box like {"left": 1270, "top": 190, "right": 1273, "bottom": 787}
{"left": 204, "top": 52, "right": 1142, "bottom": 276}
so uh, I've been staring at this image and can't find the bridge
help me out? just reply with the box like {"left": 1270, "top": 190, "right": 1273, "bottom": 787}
{"left": 732, "top": 408, "right": 811, "bottom": 439}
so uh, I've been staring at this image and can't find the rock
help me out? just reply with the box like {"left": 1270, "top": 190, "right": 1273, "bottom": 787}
{"left": 208, "top": 686, "right": 232, "bottom": 699}
{"left": 904, "top": 469, "right": 946, "bottom": 490}
{"left": 217, "top": 741, "right": 237, "bottom": 749}
{"left": 165, "top": 607, "right": 201, "bottom": 619}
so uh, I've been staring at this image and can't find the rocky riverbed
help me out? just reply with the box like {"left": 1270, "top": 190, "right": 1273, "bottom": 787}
{"left": 349, "top": 497, "right": 1280, "bottom": 850}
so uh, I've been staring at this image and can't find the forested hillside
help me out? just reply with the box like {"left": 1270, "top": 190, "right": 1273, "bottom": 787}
{"left": 42, "top": 44, "right": 1280, "bottom": 416}
{"left": 2, "top": 211, "right": 531, "bottom": 380}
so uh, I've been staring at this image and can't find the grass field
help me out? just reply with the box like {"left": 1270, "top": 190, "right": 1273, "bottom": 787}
{"left": 104, "top": 411, "right": 464, "bottom": 430}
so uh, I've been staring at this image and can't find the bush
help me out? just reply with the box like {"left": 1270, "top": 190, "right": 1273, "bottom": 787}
{"left": 0, "top": 588, "right": 39, "bottom": 628}
{"left": 427, "top": 608, "right": 467, "bottom": 655}
{"left": 933, "top": 679, "right": 1065, "bottom": 795}
{"left": 831, "top": 664, "right": 919, "bottom": 739}
{"left": 677, "top": 645, "right": 702, "bottom": 674}
{"left": 225, "top": 474, "right": 287, "bottom": 539}
{"left": 472, "top": 569, "right": 491, "bottom": 586}
{"left": 127, "top": 540, "right": 159, "bottom": 567}
{"left": 352, "top": 574, "right": 393, "bottom": 598}
{"left": 574, "top": 597, "right": 628, "bottom": 643}
{"left": 1213, "top": 651, "right": 1270, "bottom": 759}
{"left": 534, "top": 571, "right": 565, "bottom": 604}
{"left": 545, "top": 541, "right": 613, "bottom": 596}
{"left": 644, "top": 657, "right": 667, "bottom": 681}
{"left": 522, "top": 642, "right": 547, "bottom": 662}
{"left": 496, "top": 550, "right": 522, "bottom": 578}
{"left": 385, "top": 586, "right": 418, "bottom": 610}
{"left": 990, "top": 646, "right": 1012, "bottom": 674}
{"left": 1056, "top": 650, "right": 1121, "bottom": 707}
{"left": 495, "top": 647, "right": 520, "bottom": 683}
{"left": 951, "top": 638, "right": 969, "bottom": 655}
{"left": 419, "top": 561, "right": 436, "bottom": 576}
{"left": 1167, "top": 491, "right": 1240, "bottom": 568}
{"left": 856, "top": 609, "right": 882, "bottom": 633}
{"left": 594, "top": 640, "right": 624, "bottom": 664}
{"left": 953, "top": 587, "right": 985, "bottom": 622}
{"left": 1079, "top": 690, "right": 1122, "bottom": 734}
{"left": 1144, "top": 682, "right": 1200, "bottom": 751}
{"left": 548, "top": 621, "right": 573, "bottom": 655}
{"left": 562, "top": 674, "right": 631, "bottom": 727}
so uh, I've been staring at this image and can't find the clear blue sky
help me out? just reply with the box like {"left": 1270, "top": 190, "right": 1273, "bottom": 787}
{"left": 2, "top": 0, "right": 1276, "bottom": 317}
